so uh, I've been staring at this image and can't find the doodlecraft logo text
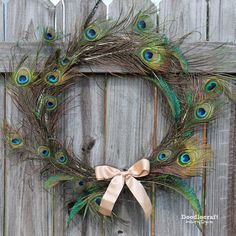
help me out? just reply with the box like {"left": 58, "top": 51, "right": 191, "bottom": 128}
{"left": 181, "top": 214, "right": 218, "bottom": 224}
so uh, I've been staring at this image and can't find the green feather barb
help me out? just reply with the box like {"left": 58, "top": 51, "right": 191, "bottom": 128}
{"left": 155, "top": 174, "right": 202, "bottom": 231}
{"left": 43, "top": 174, "right": 74, "bottom": 190}
{"left": 147, "top": 76, "right": 181, "bottom": 120}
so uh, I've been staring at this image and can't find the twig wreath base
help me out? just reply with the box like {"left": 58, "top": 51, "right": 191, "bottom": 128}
{"left": 3, "top": 4, "right": 236, "bottom": 232}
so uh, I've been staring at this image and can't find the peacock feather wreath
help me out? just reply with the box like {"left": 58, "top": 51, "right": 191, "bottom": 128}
{"left": 3, "top": 5, "right": 236, "bottom": 232}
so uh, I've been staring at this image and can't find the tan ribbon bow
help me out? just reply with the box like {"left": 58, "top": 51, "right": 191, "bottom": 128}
{"left": 95, "top": 159, "right": 152, "bottom": 217}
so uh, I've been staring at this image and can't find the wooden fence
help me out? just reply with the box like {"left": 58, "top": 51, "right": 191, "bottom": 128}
{"left": 0, "top": 0, "right": 236, "bottom": 235}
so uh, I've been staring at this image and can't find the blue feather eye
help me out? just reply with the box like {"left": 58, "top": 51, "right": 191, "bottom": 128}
{"left": 194, "top": 102, "right": 215, "bottom": 121}
{"left": 45, "top": 97, "right": 58, "bottom": 111}
{"left": 85, "top": 28, "right": 97, "bottom": 40}
{"left": 56, "top": 151, "right": 68, "bottom": 165}
{"left": 95, "top": 197, "right": 101, "bottom": 205}
{"left": 17, "top": 75, "right": 29, "bottom": 85}
{"left": 196, "top": 107, "right": 207, "bottom": 118}
{"left": 60, "top": 57, "right": 70, "bottom": 66}
{"left": 43, "top": 28, "right": 57, "bottom": 42}
{"left": 7, "top": 132, "right": 24, "bottom": 149}
{"left": 137, "top": 20, "right": 146, "bottom": 30}
{"left": 79, "top": 180, "right": 85, "bottom": 186}
{"left": 205, "top": 81, "right": 217, "bottom": 91}
{"left": 156, "top": 150, "right": 172, "bottom": 162}
{"left": 47, "top": 74, "right": 58, "bottom": 84}
{"left": 14, "top": 67, "right": 33, "bottom": 86}
{"left": 144, "top": 50, "right": 154, "bottom": 61}
{"left": 11, "top": 138, "right": 21, "bottom": 145}
{"left": 45, "top": 71, "right": 63, "bottom": 86}
{"left": 38, "top": 146, "right": 51, "bottom": 158}
{"left": 204, "top": 78, "right": 223, "bottom": 98}
{"left": 178, "top": 152, "right": 191, "bottom": 165}
{"left": 134, "top": 13, "right": 153, "bottom": 33}
{"left": 140, "top": 48, "right": 163, "bottom": 67}
{"left": 158, "top": 152, "right": 166, "bottom": 161}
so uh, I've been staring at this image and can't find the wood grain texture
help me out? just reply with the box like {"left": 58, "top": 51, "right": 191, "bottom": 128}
{"left": 0, "top": 1, "right": 3, "bottom": 41}
{"left": 0, "top": 2, "right": 5, "bottom": 235}
{"left": 104, "top": 1, "right": 156, "bottom": 235}
{"left": 159, "top": 0, "right": 207, "bottom": 41}
{"left": 205, "top": 1, "right": 236, "bottom": 236}
{"left": 4, "top": 1, "right": 54, "bottom": 236}
{"left": 156, "top": 1, "right": 207, "bottom": 235}
{"left": 0, "top": 77, "right": 5, "bottom": 236}
{"left": 208, "top": 0, "right": 236, "bottom": 43}
{"left": 54, "top": 1, "right": 106, "bottom": 236}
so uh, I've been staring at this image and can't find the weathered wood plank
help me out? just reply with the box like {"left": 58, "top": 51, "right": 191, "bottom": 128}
{"left": 104, "top": 0, "right": 156, "bottom": 235}
{"left": 156, "top": 1, "right": 207, "bottom": 235}
{"left": 0, "top": 2, "right": 6, "bottom": 235}
{"left": 55, "top": 1, "right": 106, "bottom": 236}
{"left": 159, "top": 0, "right": 207, "bottom": 41}
{"left": 0, "top": 76, "right": 5, "bottom": 236}
{"left": 0, "top": 1, "right": 4, "bottom": 41}
{"left": 205, "top": 1, "right": 236, "bottom": 236}
{"left": 208, "top": 0, "right": 236, "bottom": 43}
{"left": 0, "top": 42, "right": 236, "bottom": 73}
{"left": 4, "top": 1, "right": 54, "bottom": 236}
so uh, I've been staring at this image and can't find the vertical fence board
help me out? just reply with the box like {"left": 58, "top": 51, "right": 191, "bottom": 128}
{"left": 55, "top": 1, "right": 106, "bottom": 236}
{"left": 205, "top": 1, "right": 236, "bottom": 236}
{"left": 159, "top": 0, "right": 206, "bottom": 41}
{"left": 209, "top": 0, "right": 236, "bottom": 43}
{"left": 0, "top": 77, "right": 5, "bottom": 236}
{"left": 105, "top": 0, "right": 156, "bottom": 235}
{"left": 0, "top": 2, "right": 5, "bottom": 236}
{"left": 157, "top": 1, "right": 207, "bottom": 235}
{"left": 4, "top": 1, "right": 54, "bottom": 236}
{"left": 0, "top": 1, "right": 3, "bottom": 41}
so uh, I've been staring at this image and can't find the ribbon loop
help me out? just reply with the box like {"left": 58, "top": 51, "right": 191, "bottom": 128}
{"left": 95, "top": 159, "right": 152, "bottom": 217}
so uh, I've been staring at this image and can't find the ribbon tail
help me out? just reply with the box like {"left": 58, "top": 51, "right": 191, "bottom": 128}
{"left": 99, "top": 175, "right": 124, "bottom": 216}
{"left": 126, "top": 176, "right": 152, "bottom": 218}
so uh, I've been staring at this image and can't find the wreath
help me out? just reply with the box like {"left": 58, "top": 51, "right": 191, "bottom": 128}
{"left": 3, "top": 6, "right": 235, "bottom": 232}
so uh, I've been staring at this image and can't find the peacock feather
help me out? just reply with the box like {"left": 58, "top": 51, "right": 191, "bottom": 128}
{"left": 132, "top": 11, "right": 154, "bottom": 33}
{"left": 147, "top": 75, "right": 181, "bottom": 120}
{"left": 155, "top": 175, "right": 202, "bottom": 231}
{"left": 43, "top": 174, "right": 74, "bottom": 189}
{"left": 12, "top": 67, "right": 35, "bottom": 87}
{"left": 151, "top": 136, "right": 213, "bottom": 178}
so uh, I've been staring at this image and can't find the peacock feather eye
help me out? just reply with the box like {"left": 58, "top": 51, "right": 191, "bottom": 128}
{"left": 139, "top": 47, "right": 165, "bottom": 70}
{"left": 144, "top": 50, "right": 154, "bottom": 61}
{"left": 60, "top": 57, "right": 70, "bottom": 67}
{"left": 45, "top": 71, "right": 63, "bottom": 86}
{"left": 177, "top": 152, "right": 191, "bottom": 166}
{"left": 45, "top": 96, "right": 58, "bottom": 111}
{"left": 205, "top": 81, "right": 217, "bottom": 91}
{"left": 55, "top": 151, "right": 68, "bottom": 165}
{"left": 43, "top": 27, "right": 57, "bottom": 42}
{"left": 196, "top": 107, "right": 207, "bottom": 118}
{"left": 137, "top": 20, "right": 146, "bottom": 30}
{"left": 84, "top": 25, "right": 99, "bottom": 41}
{"left": 194, "top": 102, "right": 214, "bottom": 121}
{"left": 11, "top": 138, "right": 22, "bottom": 145}
{"left": 86, "top": 28, "right": 97, "bottom": 39}
{"left": 133, "top": 13, "right": 153, "bottom": 33}
{"left": 14, "top": 67, "right": 33, "bottom": 87}
{"left": 158, "top": 152, "right": 166, "bottom": 161}
{"left": 38, "top": 146, "right": 51, "bottom": 158}
{"left": 95, "top": 197, "right": 101, "bottom": 205}
{"left": 7, "top": 132, "right": 23, "bottom": 149}
{"left": 79, "top": 180, "right": 85, "bottom": 186}
{"left": 204, "top": 77, "right": 223, "bottom": 98}
{"left": 156, "top": 149, "right": 172, "bottom": 162}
